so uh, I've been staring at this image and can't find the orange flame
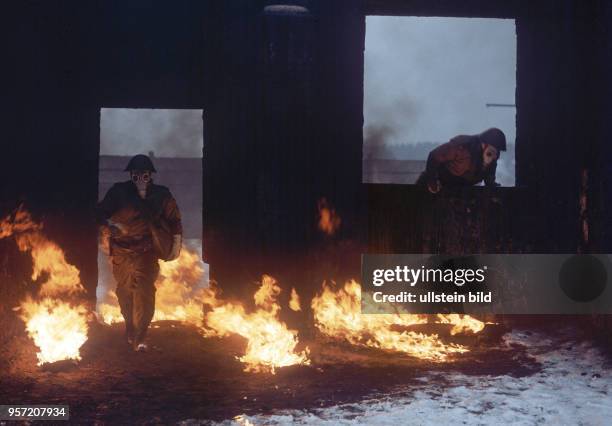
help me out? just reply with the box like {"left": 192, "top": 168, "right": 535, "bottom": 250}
{"left": 311, "top": 280, "right": 484, "bottom": 361}
{"left": 436, "top": 313, "right": 486, "bottom": 335}
{"left": 202, "top": 275, "right": 310, "bottom": 374}
{"left": 0, "top": 207, "right": 42, "bottom": 238}
{"left": 155, "top": 248, "right": 206, "bottom": 323}
{"left": 97, "top": 299, "right": 122, "bottom": 326}
{"left": 318, "top": 198, "right": 341, "bottom": 236}
{"left": 0, "top": 207, "right": 89, "bottom": 366}
{"left": 289, "top": 287, "right": 301, "bottom": 311}
{"left": 233, "top": 415, "right": 256, "bottom": 426}
{"left": 20, "top": 297, "right": 88, "bottom": 365}
{"left": 16, "top": 232, "right": 84, "bottom": 296}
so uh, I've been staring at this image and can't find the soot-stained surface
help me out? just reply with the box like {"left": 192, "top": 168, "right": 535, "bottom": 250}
{"left": 1, "top": 321, "right": 539, "bottom": 424}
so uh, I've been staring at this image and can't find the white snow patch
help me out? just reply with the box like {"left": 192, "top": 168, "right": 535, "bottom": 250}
{"left": 211, "top": 330, "right": 612, "bottom": 425}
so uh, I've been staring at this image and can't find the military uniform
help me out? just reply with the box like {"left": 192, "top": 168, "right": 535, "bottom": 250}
{"left": 97, "top": 180, "right": 182, "bottom": 346}
{"left": 417, "top": 128, "right": 507, "bottom": 189}
{"left": 417, "top": 135, "right": 497, "bottom": 188}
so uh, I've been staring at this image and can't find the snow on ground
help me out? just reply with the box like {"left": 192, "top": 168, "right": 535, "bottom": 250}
{"left": 215, "top": 330, "right": 612, "bottom": 425}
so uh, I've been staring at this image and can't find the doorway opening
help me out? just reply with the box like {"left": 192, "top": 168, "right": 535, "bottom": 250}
{"left": 96, "top": 108, "right": 207, "bottom": 322}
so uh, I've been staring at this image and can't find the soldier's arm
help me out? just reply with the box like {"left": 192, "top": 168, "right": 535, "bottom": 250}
{"left": 162, "top": 194, "right": 183, "bottom": 236}
{"left": 96, "top": 184, "right": 120, "bottom": 225}
{"left": 424, "top": 140, "right": 458, "bottom": 183}
{"left": 484, "top": 162, "right": 499, "bottom": 187}
{"left": 96, "top": 184, "right": 124, "bottom": 246}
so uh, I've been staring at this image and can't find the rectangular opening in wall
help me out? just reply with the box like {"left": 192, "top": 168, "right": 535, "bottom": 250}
{"left": 363, "top": 17, "right": 517, "bottom": 187}
{"left": 96, "top": 108, "right": 208, "bottom": 323}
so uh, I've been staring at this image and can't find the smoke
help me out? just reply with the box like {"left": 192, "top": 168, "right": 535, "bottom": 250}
{"left": 100, "top": 109, "right": 203, "bottom": 158}
{"left": 363, "top": 97, "right": 421, "bottom": 159}
{"left": 363, "top": 124, "right": 394, "bottom": 159}
{"left": 364, "top": 17, "right": 516, "bottom": 185}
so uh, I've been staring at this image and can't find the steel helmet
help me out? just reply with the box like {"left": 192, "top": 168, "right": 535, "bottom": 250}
{"left": 124, "top": 154, "right": 157, "bottom": 172}
{"left": 478, "top": 128, "right": 507, "bottom": 152}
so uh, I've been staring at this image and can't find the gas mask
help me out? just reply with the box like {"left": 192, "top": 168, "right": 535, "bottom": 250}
{"left": 130, "top": 170, "right": 152, "bottom": 198}
{"left": 482, "top": 145, "right": 499, "bottom": 169}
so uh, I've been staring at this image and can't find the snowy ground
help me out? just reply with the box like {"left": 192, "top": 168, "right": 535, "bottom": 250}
{"left": 210, "top": 330, "right": 612, "bottom": 426}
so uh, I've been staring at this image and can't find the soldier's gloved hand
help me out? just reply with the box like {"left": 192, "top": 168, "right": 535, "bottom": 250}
{"left": 107, "top": 220, "right": 126, "bottom": 237}
{"left": 427, "top": 179, "right": 442, "bottom": 194}
{"left": 168, "top": 234, "right": 182, "bottom": 261}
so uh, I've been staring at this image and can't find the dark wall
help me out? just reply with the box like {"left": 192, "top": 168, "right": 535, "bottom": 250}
{"left": 203, "top": 0, "right": 367, "bottom": 308}
{"left": 368, "top": 186, "right": 529, "bottom": 254}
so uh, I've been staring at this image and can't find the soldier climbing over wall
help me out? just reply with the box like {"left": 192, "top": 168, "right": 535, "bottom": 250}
{"left": 97, "top": 154, "right": 183, "bottom": 352}
{"left": 416, "top": 128, "right": 507, "bottom": 193}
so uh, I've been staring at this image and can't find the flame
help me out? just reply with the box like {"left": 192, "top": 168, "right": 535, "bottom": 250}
{"left": 311, "top": 280, "right": 486, "bottom": 361}
{"left": 16, "top": 232, "right": 84, "bottom": 296}
{"left": 202, "top": 275, "right": 310, "bottom": 374}
{"left": 154, "top": 248, "right": 206, "bottom": 323}
{"left": 98, "top": 246, "right": 206, "bottom": 325}
{"left": 98, "top": 301, "right": 122, "bottom": 325}
{"left": 234, "top": 415, "right": 256, "bottom": 426}
{"left": 289, "top": 287, "right": 301, "bottom": 311}
{"left": 0, "top": 207, "right": 89, "bottom": 366}
{"left": 20, "top": 297, "right": 88, "bottom": 365}
{"left": 436, "top": 314, "right": 486, "bottom": 335}
{"left": 317, "top": 198, "right": 341, "bottom": 236}
{"left": 0, "top": 207, "right": 42, "bottom": 238}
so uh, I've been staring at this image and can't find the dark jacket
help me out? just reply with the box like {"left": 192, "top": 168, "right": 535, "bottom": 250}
{"left": 97, "top": 181, "right": 182, "bottom": 253}
{"left": 419, "top": 135, "right": 497, "bottom": 187}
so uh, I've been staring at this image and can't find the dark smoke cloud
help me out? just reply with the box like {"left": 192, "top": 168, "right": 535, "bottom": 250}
{"left": 100, "top": 108, "right": 203, "bottom": 158}
{"left": 364, "top": 17, "right": 516, "bottom": 185}
{"left": 364, "top": 96, "right": 421, "bottom": 159}
{"left": 363, "top": 124, "right": 394, "bottom": 159}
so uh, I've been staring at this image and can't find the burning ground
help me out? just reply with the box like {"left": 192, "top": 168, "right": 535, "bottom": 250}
{"left": 2, "top": 318, "right": 529, "bottom": 424}
{"left": 1, "top": 208, "right": 611, "bottom": 424}
{"left": 5, "top": 320, "right": 611, "bottom": 424}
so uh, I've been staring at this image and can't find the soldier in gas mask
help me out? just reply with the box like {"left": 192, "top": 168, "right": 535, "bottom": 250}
{"left": 416, "top": 128, "right": 507, "bottom": 193}
{"left": 97, "top": 154, "right": 182, "bottom": 351}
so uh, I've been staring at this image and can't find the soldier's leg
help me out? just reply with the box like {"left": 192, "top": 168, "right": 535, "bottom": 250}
{"left": 133, "top": 282, "right": 156, "bottom": 345}
{"left": 132, "top": 253, "right": 160, "bottom": 346}
{"left": 112, "top": 255, "right": 136, "bottom": 342}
